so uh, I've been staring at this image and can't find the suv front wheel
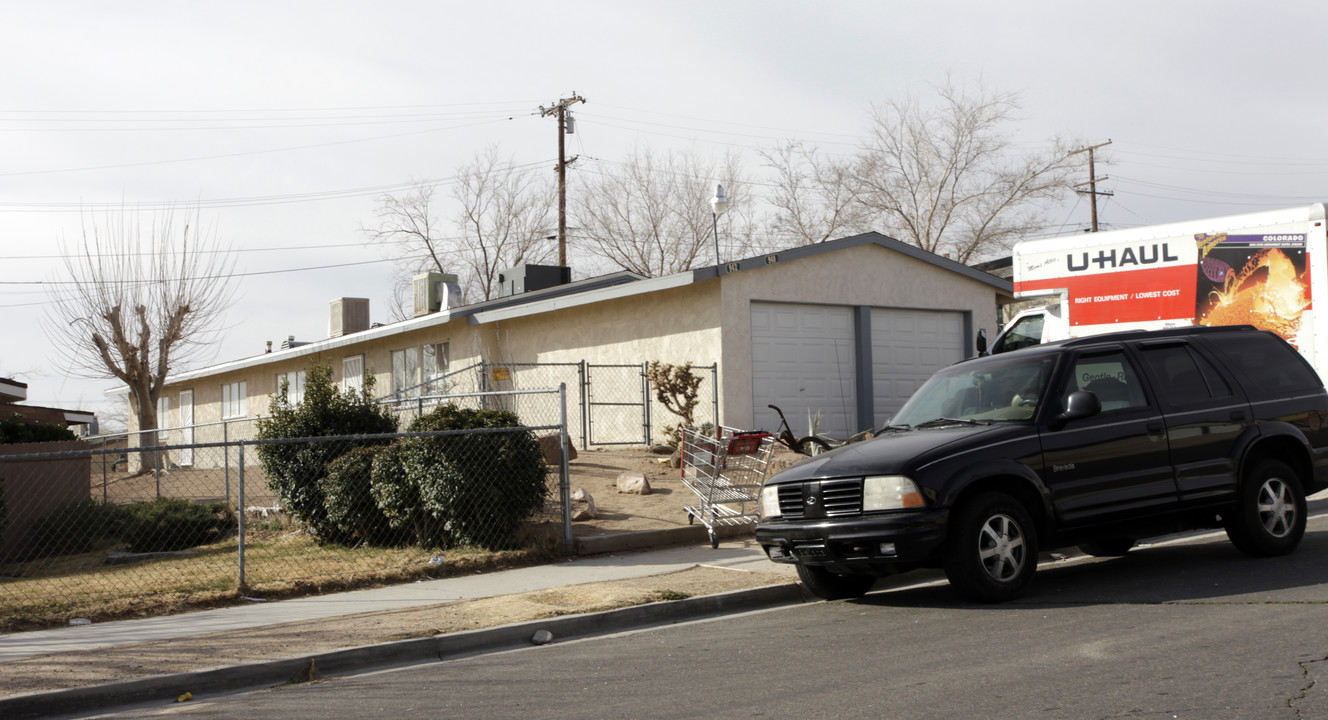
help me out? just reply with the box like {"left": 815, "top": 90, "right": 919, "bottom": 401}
{"left": 1225, "top": 459, "right": 1307, "bottom": 557}
{"left": 944, "top": 492, "right": 1039, "bottom": 602}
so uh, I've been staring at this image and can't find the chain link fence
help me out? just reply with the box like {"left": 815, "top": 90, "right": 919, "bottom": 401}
{"left": 382, "top": 360, "right": 719, "bottom": 448}
{"left": 0, "top": 389, "right": 571, "bottom": 628}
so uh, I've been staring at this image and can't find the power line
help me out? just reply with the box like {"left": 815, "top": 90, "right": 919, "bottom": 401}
{"left": 0, "top": 117, "right": 526, "bottom": 179}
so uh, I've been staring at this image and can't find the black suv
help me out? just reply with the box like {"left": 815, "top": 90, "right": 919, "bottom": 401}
{"left": 755, "top": 326, "right": 1328, "bottom": 602}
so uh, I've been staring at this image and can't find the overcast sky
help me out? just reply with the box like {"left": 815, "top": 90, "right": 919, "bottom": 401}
{"left": 4, "top": 1, "right": 1327, "bottom": 424}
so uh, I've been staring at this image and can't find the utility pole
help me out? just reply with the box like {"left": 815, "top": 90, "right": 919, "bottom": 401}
{"left": 1070, "top": 140, "right": 1113, "bottom": 232}
{"left": 539, "top": 94, "right": 585, "bottom": 267}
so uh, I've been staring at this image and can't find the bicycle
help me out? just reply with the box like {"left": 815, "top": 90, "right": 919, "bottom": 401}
{"left": 767, "top": 404, "right": 834, "bottom": 456}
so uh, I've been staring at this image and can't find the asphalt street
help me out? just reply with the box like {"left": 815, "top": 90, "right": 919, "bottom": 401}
{"left": 91, "top": 512, "right": 1328, "bottom": 720}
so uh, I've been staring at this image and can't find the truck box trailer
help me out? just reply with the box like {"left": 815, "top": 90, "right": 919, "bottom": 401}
{"left": 991, "top": 203, "right": 1325, "bottom": 375}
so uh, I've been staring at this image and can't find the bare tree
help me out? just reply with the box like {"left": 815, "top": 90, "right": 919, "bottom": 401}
{"left": 761, "top": 140, "right": 872, "bottom": 245}
{"left": 852, "top": 80, "right": 1079, "bottom": 263}
{"left": 365, "top": 147, "right": 556, "bottom": 313}
{"left": 573, "top": 147, "right": 755, "bottom": 277}
{"left": 43, "top": 209, "right": 237, "bottom": 462}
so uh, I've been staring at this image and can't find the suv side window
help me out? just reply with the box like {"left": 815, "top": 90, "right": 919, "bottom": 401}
{"left": 1204, "top": 332, "right": 1322, "bottom": 397}
{"left": 1138, "top": 343, "right": 1233, "bottom": 409}
{"left": 1060, "top": 350, "right": 1149, "bottom": 413}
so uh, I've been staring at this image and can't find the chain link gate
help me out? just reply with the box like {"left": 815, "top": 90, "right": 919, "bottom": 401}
{"left": 584, "top": 363, "right": 650, "bottom": 446}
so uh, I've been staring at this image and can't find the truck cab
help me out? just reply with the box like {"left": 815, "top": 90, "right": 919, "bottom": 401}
{"left": 987, "top": 306, "right": 1068, "bottom": 355}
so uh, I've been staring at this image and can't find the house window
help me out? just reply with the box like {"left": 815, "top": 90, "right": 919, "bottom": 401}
{"left": 391, "top": 347, "right": 419, "bottom": 397}
{"left": 422, "top": 342, "right": 449, "bottom": 395}
{"left": 277, "top": 370, "right": 306, "bottom": 405}
{"left": 343, "top": 355, "right": 365, "bottom": 393}
{"left": 222, "top": 381, "right": 248, "bottom": 418}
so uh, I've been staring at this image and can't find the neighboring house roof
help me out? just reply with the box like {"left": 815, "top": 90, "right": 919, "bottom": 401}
{"left": 2, "top": 403, "right": 95, "bottom": 428}
{"left": 155, "top": 233, "right": 1014, "bottom": 386}
{"left": 971, "top": 255, "right": 1013, "bottom": 280}
{"left": 0, "top": 377, "right": 28, "bottom": 403}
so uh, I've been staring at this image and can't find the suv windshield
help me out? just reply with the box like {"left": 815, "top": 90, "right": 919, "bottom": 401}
{"left": 893, "top": 353, "right": 1057, "bottom": 427}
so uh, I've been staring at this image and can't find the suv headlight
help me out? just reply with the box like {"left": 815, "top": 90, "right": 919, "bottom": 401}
{"left": 760, "top": 485, "right": 781, "bottom": 518}
{"left": 863, "top": 475, "right": 925, "bottom": 511}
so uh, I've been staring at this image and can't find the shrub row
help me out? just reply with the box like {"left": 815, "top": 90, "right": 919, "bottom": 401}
{"left": 256, "top": 363, "right": 549, "bottom": 550}
{"left": 26, "top": 497, "right": 234, "bottom": 557}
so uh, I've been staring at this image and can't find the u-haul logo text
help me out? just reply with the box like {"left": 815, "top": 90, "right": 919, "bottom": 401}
{"left": 1067, "top": 243, "right": 1180, "bottom": 272}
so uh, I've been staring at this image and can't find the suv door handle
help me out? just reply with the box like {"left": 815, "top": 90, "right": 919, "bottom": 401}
{"left": 1147, "top": 422, "right": 1165, "bottom": 438}
{"left": 1230, "top": 410, "right": 1247, "bottom": 422}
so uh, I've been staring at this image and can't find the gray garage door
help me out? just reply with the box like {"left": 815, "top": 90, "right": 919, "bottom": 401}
{"left": 872, "top": 308, "right": 965, "bottom": 427}
{"left": 751, "top": 302, "right": 857, "bottom": 439}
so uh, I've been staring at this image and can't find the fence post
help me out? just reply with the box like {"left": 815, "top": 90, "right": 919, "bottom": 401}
{"left": 154, "top": 438, "right": 162, "bottom": 499}
{"left": 578, "top": 360, "right": 588, "bottom": 450}
{"left": 101, "top": 446, "right": 108, "bottom": 503}
{"left": 641, "top": 361, "right": 651, "bottom": 446}
{"left": 237, "top": 441, "right": 247, "bottom": 589}
{"left": 559, "top": 383, "right": 572, "bottom": 552}
{"left": 223, "top": 421, "right": 231, "bottom": 506}
{"left": 711, "top": 363, "right": 719, "bottom": 428}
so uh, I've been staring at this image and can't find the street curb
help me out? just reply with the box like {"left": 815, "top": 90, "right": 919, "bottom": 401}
{"left": 574, "top": 523, "right": 753, "bottom": 555}
{"left": 0, "top": 582, "right": 807, "bottom": 720}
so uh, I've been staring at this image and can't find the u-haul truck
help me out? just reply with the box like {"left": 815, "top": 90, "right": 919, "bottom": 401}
{"left": 990, "top": 203, "right": 1326, "bottom": 375}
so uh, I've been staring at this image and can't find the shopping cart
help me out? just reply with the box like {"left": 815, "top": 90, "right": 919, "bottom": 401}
{"left": 680, "top": 425, "right": 777, "bottom": 548}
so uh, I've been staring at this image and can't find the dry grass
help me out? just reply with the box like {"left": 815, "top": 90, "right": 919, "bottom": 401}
{"left": 3, "top": 447, "right": 692, "bottom": 633}
{"left": 0, "top": 524, "right": 563, "bottom": 633}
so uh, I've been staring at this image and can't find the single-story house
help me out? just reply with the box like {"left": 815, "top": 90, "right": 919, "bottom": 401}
{"left": 134, "top": 232, "right": 1011, "bottom": 460}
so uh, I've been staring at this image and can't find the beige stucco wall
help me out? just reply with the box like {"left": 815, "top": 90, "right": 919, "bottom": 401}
{"left": 717, "top": 243, "right": 1003, "bottom": 431}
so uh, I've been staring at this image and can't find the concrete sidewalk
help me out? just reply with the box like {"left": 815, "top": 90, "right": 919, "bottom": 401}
{"left": 0, "top": 535, "right": 795, "bottom": 661}
{"left": 0, "top": 534, "right": 805, "bottom": 720}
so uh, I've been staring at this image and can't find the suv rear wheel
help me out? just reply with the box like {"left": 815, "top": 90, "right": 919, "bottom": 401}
{"left": 944, "top": 492, "right": 1038, "bottom": 602}
{"left": 1225, "top": 459, "right": 1306, "bottom": 557}
{"left": 795, "top": 564, "right": 875, "bottom": 600}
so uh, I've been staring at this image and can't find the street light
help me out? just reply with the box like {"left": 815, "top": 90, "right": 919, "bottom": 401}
{"left": 710, "top": 183, "right": 728, "bottom": 270}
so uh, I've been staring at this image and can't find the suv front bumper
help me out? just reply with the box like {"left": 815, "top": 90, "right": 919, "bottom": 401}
{"left": 754, "top": 509, "right": 949, "bottom": 573}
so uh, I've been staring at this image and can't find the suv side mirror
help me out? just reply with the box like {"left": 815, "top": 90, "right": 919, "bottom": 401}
{"left": 1052, "top": 390, "right": 1101, "bottom": 429}
{"left": 976, "top": 328, "right": 988, "bottom": 356}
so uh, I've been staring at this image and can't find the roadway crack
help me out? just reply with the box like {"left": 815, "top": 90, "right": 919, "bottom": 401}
{"left": 1290, "top": 655, "right": 1328, "bottom": 718}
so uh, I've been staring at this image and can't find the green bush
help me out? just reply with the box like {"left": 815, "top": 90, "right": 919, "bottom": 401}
{"left": 256, "top": 363, "right": 396, "bottom": 543}
{"left": 1, "top": 416, "right": 76, "bottom": 444}
{"left": 120, "top": 498, "right": 233, "bottom": 553}
{"left": 370, "top": 442, "right": 447, "bottom": 547}
{"left": 27, "top": 499, "right": 123, "bottom": 557}
{"left": 321, "top": 446, "right": 398, "bottom": 545}
{"left": 400, "top": 405, "right": 548, "bottom": 549}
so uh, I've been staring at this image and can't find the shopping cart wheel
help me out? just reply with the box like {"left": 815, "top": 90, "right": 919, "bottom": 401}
{"left": 708, "top": 529, "right": 719, "bottom": 549}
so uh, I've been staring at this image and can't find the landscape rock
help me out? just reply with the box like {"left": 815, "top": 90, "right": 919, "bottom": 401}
{"left": 616, "top": 472, "right": 651, "bottom": 495}
{"left": 537, "top": 434, "right": 578, "bottom": 464}
{"left": 570, "top": 488, "right": 597, "bottom": 520}
{"left": 531, "top": 629, "right": 554, "bottom": 645}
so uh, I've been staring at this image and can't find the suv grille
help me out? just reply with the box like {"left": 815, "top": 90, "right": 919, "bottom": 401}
{"left": 777, "top": 479, "right": 863, "bottom": 519}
